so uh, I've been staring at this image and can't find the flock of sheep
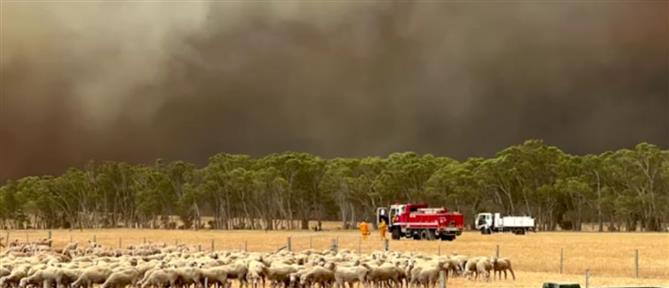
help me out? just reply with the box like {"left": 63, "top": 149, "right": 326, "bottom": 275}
{"left": 0, "top": 238, "right": 515, "bottom": 288}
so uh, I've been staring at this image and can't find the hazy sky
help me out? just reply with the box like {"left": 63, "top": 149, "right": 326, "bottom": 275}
{"left": 1, "top": 1, "right": 668, "bottom": 180}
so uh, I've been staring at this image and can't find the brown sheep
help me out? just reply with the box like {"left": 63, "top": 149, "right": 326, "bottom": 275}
{"left": 491, "top": 258, "right": 515, "bottom": 280}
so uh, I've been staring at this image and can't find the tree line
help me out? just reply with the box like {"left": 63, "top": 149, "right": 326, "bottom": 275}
{"left": 1, "top": 140, "right": 667, "bottom": 232}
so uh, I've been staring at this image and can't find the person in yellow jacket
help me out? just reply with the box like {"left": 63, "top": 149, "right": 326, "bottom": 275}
{"left": 379, "top": 220, "right": 388, "bottom": 240}
{"left": 359, "top": 220, "right": 370, "bottom": 240}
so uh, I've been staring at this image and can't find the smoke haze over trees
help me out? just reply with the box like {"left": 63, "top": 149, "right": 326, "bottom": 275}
{"left": 1, "top": 1, "right": 667, "bottom": 181}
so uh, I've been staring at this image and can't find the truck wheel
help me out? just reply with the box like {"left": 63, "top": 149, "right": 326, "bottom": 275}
{"left": 412, "top": 232, "right": 421, "bottom": 240}
{"left": 391, "top": 228, "right": 401, "bottom": 240}
{"left": 480, "top": 228, "right": 487, "bottom": 235}
{"left": 421, "top": 230, "right": 436, "bottom": 240}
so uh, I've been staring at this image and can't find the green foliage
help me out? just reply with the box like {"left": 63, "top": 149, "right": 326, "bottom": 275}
{"left": 0, "top": 140, "right": 667, "bottom": 231}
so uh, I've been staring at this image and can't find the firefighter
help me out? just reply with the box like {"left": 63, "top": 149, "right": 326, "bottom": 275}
{"left": 359, "top": 220, "right": 370, "bottom": 240}
{"left": 379, "top": 219, "right": 388, "bottom": 240}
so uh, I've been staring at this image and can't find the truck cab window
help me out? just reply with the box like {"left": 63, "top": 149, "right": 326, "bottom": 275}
{"left": 477, "top": 215, "right": 487, "bottom": 225}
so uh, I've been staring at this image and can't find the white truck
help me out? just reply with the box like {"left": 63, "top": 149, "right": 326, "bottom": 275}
{"left": 475, "top": 212, "right": 535, "bottom": 235}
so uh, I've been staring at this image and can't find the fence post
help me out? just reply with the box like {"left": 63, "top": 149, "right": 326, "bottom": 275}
{"left": 384, "top": 239, "right": 389, "bottom": 251}
{"left": 496, "top": 244, "right": 499, "bottom": 258}
{"left": 331, "top": 239, "right": 338, "bottom": 252}
{"left": 118, "top": 238, "right": 122, "bottom": 249}
{"left": 48, "top": 231, "right": 52, "bottom": 240}
{"left": 635, "top": 249, "right": 639, "bottom": 278}
{"left": 244, "top": 241, "right": 248, "bottom": 252}
{"left": 585, "top": 269, "right": 590, "bottom": 288}
{"left": 93, "top": 235, "right": 96, "bottom": 243}
{"left": 560, "top": 248, "right": 564, "bottom": 274}
{"left": 198, "top": 244, "right": 202, "bottom": 252}
{"left": 287, "top": 237, "right": 292, "bottom": 252}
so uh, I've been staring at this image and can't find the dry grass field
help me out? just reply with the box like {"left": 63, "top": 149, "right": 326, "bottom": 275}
{"left": 3, "top": 229, "right": 668, "bottom": 288}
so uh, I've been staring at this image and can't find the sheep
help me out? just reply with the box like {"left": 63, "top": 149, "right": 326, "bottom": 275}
{"left": 491, "top": 257, "right": 515, "bottom": 280}
{"left": 139, "top": 269, "right": 179, "bottom": 288}
{"left": 333, "top": 264, "right": 368, "bottom": 288}
{"left": 474, "top": 259, "right": 492, "bottom": 282}
{"left": 201, "top": 263, "right": 248, "bottom": 288}
{"left": 101, "top": 268, "right": 141, "bottom": 288}
{"left": 299, "top": 266, "right": 335, "bottom": 288}
{"left": 175, "top": 266, "right": 203, "bottom": 288}
{"left": 71, "top": 266, "right": 113, "bottom": 288}
{"left": 17, "top": 273, "right": 43, "bottom": 288}
{"left": 0, "top": 269, "right": 9, "bottom": 279}
{"left": 18, "top": 266, "right": 60, "bottom": 288}
{"left": 409, "top": 261, "right": 449, "bottom": 288}
{"left": 54, "top": 268, "right": 82, "bottom": 288}
{"left": 247, "top": 260, "right": 268, "bottom": 288}
{"left": 462, "top": 258, "right": 479, "bottom": 280}
{"left": 447, "top": 255, "right": 468, "bottom": 276}
{"left": 0, "top": 265, "right": 30, "bottom": 288}
{"left": 223, "top": 262, "right": 250, "bottom": 288}
{"left": 33, "top": 239, "right": 52, "bottom": 248}
{"left": 266, "top": 265, "right": 299, "bottom": 288}
{"left": 362, "top": 263, "right": 401, "bottom": 288}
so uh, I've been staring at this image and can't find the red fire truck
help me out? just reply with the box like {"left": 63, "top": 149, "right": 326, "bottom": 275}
{"left": 376, "top": 203, "right": 465, "bottom": 241}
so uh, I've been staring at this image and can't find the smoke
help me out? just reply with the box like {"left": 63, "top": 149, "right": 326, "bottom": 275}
{"left": 1, "top": 1, "right": 667, "bottom": 180}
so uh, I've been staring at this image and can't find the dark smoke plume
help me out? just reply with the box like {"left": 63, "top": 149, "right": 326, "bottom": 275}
{"left": 1, "top": 1, "right": 667, "bottom": 180}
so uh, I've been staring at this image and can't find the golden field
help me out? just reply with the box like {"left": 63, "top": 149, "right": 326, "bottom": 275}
{"left": 3, "top": 229, "right": 668, "bottom": 287}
